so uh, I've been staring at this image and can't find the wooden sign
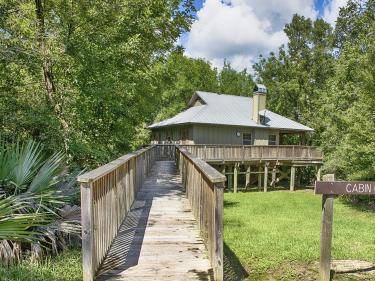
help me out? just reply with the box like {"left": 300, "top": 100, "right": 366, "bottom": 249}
{"left": 316, "top": 181, "right": 375, "bottom": 195}
{"left": 317, "top": 175, "right": 375, "bottom": 281}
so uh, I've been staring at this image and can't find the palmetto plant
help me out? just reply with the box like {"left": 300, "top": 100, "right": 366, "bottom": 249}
{"left": 0, "top": 140, "right": 81, "bottom": 264}
{"left": 0, "top": 194, "right": 47, "bottom": 241}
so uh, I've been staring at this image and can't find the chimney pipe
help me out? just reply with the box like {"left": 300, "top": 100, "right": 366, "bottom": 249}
{"left": 252, "top": 84, "right": 267, "bottom": 124}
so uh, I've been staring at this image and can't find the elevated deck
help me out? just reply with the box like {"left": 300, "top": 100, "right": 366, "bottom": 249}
{"left": 179, "top": 145, "right": 323, "bottom": 165}
{"left": 96, "top": 161, "right": 212, "bottom": 280}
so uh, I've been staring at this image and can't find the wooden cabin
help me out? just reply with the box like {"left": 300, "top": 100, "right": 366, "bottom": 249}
{"left": 149, "top": 84, "right": 313, "bottom": 145}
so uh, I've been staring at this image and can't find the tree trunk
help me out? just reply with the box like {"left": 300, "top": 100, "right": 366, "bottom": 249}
{"left": 34, "top": 0, "right": 69, "bottom": 153}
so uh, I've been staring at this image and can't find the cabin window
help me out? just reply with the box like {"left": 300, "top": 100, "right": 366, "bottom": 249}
{"left": 181, "top": 129, "right": 186, "bottom": 140}
{"left": 269, "top": 134, "right": 277, "bottom": 145}
{"left": 242, "top": 133, "right": 252, "bottom": 145}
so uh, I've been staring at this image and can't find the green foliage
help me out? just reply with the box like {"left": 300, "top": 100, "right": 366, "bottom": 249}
{"left": 218, "top": 60, "right": 254, "bottom": 95}
{"left": 0, "top": 195, "right": 47, "bottom": 241}
{"left": 0, "top": 249, "right": 82, "bottom": 281}
{"left": 153, "top": 50, "right": 255, "bottom": 122}
{"left": 0, "top": 139, "right": 80, "bottom": 263}
{"left": 0, "top": 0, "right": 195, "bottom": 167}
{"left": 152, "top": 49, "right": 219, "bottom": 121}
{"left": 254, "top": 0, "right": 374, "bottom": 181}
{"left": 254, "top": 15, "right": 335, "bottom": 127}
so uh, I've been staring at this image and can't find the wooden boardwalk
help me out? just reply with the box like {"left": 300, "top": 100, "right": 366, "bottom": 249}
{"left": 96, "top": 161, "right": 213, "bottom": 281}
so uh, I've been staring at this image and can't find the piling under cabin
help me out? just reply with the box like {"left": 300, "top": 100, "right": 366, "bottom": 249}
{"left": 149, "top": 84, "right": 323, "bottom": 191}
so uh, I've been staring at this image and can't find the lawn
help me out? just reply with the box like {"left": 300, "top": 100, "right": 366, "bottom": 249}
{"left": 0, "top": 249, "right": 82, "bottom": 281}
{"left": 224, "top": 190, "right": 375, "bottom": 280}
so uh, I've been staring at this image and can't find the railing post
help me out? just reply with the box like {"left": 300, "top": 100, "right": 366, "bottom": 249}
{"left": 214, "top": 182, "right": 224, "bottom": 281}
{"left": 81, "top": 182, "right": 94, "bottom": 281}
{"left": 319, "top": 174, "right": 335, "bottom": 281}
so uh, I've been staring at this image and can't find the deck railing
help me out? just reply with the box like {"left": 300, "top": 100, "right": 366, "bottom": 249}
{"left": 77, "top": 145, "right": 157, "bottom": 281}
{"left": 176, "top": 146, "right": 226, "bottom": 281}
{"left": 180, "top": 144, "right": 323, "bottom": 162}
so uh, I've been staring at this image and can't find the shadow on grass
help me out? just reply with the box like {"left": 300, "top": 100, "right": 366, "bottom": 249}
{"left": 340, "top": 196, "right": 375, "bottom": 213}
{"left": 224, "top": 200, "right": 240, "bottom": 208}
{"left": 224, "top": 243, "right": 248, "bottom": 281}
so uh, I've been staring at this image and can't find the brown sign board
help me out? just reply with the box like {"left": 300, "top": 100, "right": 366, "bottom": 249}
{"left": 315, "top": 181, "right": 375, "bottom": 195}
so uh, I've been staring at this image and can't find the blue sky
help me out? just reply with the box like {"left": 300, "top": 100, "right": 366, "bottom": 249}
{"left": 180, "top": 0, "right": 347, "bottom": 70}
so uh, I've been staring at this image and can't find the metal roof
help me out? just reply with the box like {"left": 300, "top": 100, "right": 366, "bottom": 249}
{"left": 149, "top": 91, "right": 313, "bottom": 132}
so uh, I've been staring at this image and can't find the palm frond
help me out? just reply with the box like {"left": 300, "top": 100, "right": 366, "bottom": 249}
{"left": 0, "top": 195, "right": 48, "bottom": 241}
{"left": 28, "top": 151, "right": 65, "bottom": 193}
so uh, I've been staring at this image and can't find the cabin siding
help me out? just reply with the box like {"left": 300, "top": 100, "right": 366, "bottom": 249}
{"left": 152, "top": 124, "right": 280, "bottom": 145}
{"left": 192, "top": 124, "right": 279, "bottom": 145}
{"left": 152, "top": 125, "right": 194, "bottom": 144}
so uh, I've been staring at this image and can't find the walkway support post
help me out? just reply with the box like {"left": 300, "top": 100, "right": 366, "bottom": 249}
{"left": 271, "top": 166, "right": 277, "bottom": 187}
{"left": 258, "top": 166, "right": 262, "bottom": 189}
{"left": 245, "top": 165, "right": 250, "bottom": 188}
{"left": 264, "top": 163, "right": 268, "bottom": 192}
{"left": 290, "top": 166, "right": 296, "bottom": 191}
{"left": 317, "top": 166, "right": 322, "bottom": 181}
{"left": 233, "top": 164, "right": 238, "bottom": 193}
{"left": 228, "top": 165, "right": 233, "bottom": 191}
{"left": 319, "top": 174, "right": 335, "bottom": 281}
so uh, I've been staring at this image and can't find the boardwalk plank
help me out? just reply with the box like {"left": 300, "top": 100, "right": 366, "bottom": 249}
{"left": 96, "top": 161, "right": 213, "bottom": 281}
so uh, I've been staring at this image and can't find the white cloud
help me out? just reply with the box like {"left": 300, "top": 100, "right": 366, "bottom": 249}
{"left": 185, "top": 0, "right": 318, "bottom": 71}
{"left": 322, "top": 0, "right": 348, "bottom": 26}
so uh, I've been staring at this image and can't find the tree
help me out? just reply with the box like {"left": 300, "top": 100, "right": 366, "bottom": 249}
{"left": 0, "top": 0, "right": 194, "bottom": 166}
{"left": 152, "top": 49, "right": 219, "bottom": 122}
{"left": 218, "top": 60, "right": 254, "bottom": 96}
{"left": 319, "top": 0, "right": 375, "bottom": 180}
{"left": 254, "top": 15, "right": 335, "bottom": 143}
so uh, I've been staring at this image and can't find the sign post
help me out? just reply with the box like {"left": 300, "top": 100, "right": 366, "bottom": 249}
{"left": 315, "top": 177, "right": 375, "bottom": 281}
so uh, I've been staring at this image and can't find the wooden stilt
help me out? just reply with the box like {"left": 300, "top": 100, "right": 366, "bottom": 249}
{"left": 258, "top": 166, "right": 262, "bottom": 189}
{"left": 245, "top": 165, "right": 251, "bottom": 188}
{"left": 296, "top": 167, "right": 301, "bottom": 187}
{"left": 290, "top": 166, "right": 296, "bottom": 191}
{"left": 271, "top": 166, "right": 277, "bottom": 187}
{"left": 264, "top": 164, "right": 268, "bottom": 192}
{"left": 317, "top": 166, "right": 322, "bottom": 182}
{"left": 228, "top": 166, "right": 233, "bottom": 191}
{"left": 233, "top": 164, "right": 238, "bottom": 193}
{"left": 221, "top": 165, "right": 227, "bottom": 190}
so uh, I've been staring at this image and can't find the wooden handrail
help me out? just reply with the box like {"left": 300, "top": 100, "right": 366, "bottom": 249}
{"left": 178, "top": 147, "right": 226, "bottom": 183}
{"left": 78, "top": 145, "right": 157, "bottom": 281}
{"left": 176, "top": 146, "right": 225, "bottom": 281}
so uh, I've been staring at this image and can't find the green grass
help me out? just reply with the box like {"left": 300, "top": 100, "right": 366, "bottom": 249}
{"left": 0, "top": 249, "right": 82, "bottom": 281}
{"left": 224, "top": 190, "right": 375, "bottom": 280}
